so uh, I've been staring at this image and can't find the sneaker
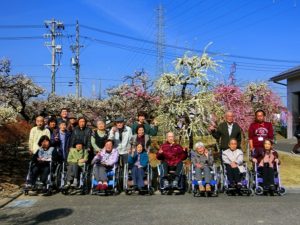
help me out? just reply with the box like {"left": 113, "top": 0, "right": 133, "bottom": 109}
{"left": 291, "top": 150, "right": 296, "bottom": 154}
{"left": 199, "top": 185, "right": 205, "bottom": 192}
{"left": 28, "top": 190, "right": 38, "bottom": 196}
{"left": 205, "top": 184, "right": 211, "bottom": 192}
{"left": 64, "top": 182, "right": 71, "bottom": 188}
{"left": 102, "top": 183, "right": 108, "bottom": 190}
{"left": 71, "top": 179, "right": 78, "bottom": 187}
{"left": 96, "top": 183, "right": 102, "bottom": 191}
{"left": 269, "top": 184, "right": 275, "bottom": 191}
{"left": 163, "top": 179, "right": 169, "bottom": 188}
{"left": 172, "top": 180, "right": 178, "bottom": 188}
{"left": 237, "top": 182, "right": 242, "bottom": 189}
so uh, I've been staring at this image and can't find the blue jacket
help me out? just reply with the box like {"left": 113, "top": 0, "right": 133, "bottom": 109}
{"left": 128, "top": 151, "right": 148, "bottom": 168}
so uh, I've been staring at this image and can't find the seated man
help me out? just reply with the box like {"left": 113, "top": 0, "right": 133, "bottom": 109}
{"left": 156, "top": 132, "right": 187, "bottom": 188}
{"left": 222, "top": 138, "right": 245, "bottom": 189}
{"left": 91, "top": 139, "right": 119, "bottom": 190}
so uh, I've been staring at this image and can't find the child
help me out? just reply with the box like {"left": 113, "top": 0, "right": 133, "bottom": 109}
{"left": 192, "top": 142, "right": 213, "bottom": 192}
{"left": 28, "top": 135, "right": 57, "bottom": 194}
{"left": 28, "top": 116, "right": 50, "bottom": 154}
{"left": 91, "top": 139, "right": 119, "bottom": 190}
{"left": 252, "top": 139, "right": 279, "bottom": 190}
{"left": 128, "top": 143, "right": 149, "bottom": 190}
{"left": 222, "top": 138, "right": 245, "bottom": 188}
{"left": 65, "top": 141, "right": 89, "bottom": 187}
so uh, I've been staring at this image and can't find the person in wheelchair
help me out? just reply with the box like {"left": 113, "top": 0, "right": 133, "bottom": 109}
{"left": 252, "top": 139, "right": 280, "bottom": 191}
{"left": 222, "top": 138, "right": 245, "bottom": 189}
{"left": 191, "top": 142, "right": 214, "bottom": 192}
{"left": 27, "top": 135, "right": 58, "bottom": 195}
{"left": 65, "top": 141, "right": 89, "bottom": 188}
{"left": 128, "top": 143, "right": 149, "bottom": 191}
{"left": 91, "top": 139, "right": 119, "bottom": 191}
{"left": 156, "top": 132, "right": 187, "bottom": 188}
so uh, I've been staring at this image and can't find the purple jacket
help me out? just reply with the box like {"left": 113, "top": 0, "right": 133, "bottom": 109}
{"left": 91, "top": 148, "right": 119, "bottom": 166}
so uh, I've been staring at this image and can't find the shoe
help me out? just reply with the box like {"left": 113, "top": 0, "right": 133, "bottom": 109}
{"left": 199, "top": 185, "right": 205, "bottom": 192}
{"left": 163, "top": 179, "right": 169, "bottom": 188}
{"left": 237, "top": 182, "right": 242, "bottom": 189}
{"left": 291, "top": 150, "right": 296, "bottom": 154}
{"left": 71, "top": 179, "right": 78, "bottom": 187}
{"left": 172, "top": 180, "right": 178, "bottom": 188}
{"left": 102, "top": 183, "right": 108, "bottom": 190}
{"left": 205, "top": 184, "right": 211, "bottom": 192}
{"left": 96, "top": 183, "right": 102, "bottom": 191}
{"left": 28, "top": 190, "right": 38, "bottom": 196}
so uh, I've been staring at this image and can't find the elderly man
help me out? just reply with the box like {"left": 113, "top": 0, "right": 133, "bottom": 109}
{"left": 109, "top": 117, "right": 132, "bottom": 165}
{"left": 209, "top": 111, "right": 242, "bottom": 152}
{"left": 156, "top": 132, "right": 187, "bottom": 188}
{"left": 29, "top": 116, "right": 51, "bottom": 154}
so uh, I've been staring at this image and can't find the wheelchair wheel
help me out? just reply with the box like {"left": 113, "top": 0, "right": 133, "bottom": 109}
{"left": 255, "top": 186, "right": 264, "bottom": 195}
{"left": 278, "top": 187, "right": 286, "bottom": 196}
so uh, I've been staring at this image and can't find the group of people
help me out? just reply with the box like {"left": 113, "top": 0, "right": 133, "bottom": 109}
{"left": 27, "top": 110, "right": 158, "bottom": 193}
{"left": 27, "top": 107, "right": 281, "bottom": 194}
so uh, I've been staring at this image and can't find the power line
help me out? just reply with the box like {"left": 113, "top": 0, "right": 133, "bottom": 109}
{"left": 79, "top": 24, "right": 300, "bottom": 64}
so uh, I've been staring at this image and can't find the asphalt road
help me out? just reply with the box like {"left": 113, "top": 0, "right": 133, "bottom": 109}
{"left": 1, "top": 192, "right": 299, "bottom": 225}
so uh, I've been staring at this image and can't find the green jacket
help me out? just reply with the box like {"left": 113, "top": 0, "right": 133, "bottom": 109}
{"left": 131, "top": 122, "right": 158, "bottom": 136}
{"left": 67, "top": 148, "right": 89, "bottom": 167}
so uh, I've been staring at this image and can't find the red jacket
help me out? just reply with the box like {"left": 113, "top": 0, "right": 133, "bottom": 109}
{"left": 248, "top": 121, "right": 274, "bottom": 149}
{"left": 156, "top": 142, "right": 187, "bottom": 166}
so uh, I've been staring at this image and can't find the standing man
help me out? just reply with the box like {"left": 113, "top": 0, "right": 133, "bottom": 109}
{"left": 131, "top": 112, "right": 158, "bottom": 136}
{"left": 57, "top": 108, "right": 69, "bottom": 125}
{"left": 109, "top": 117, "right": 132, "bottom": 165}
{"left": 248, "top": 109, "right": 274, "bottom": 152}
{"left": 291, "top": 116, "right": 300, "bottom": 154}
{"left": 28, "top": 116, "right": 51, "bottom": 154}
{"left": 209, "top": 111, "right": 242, "bottom": 153}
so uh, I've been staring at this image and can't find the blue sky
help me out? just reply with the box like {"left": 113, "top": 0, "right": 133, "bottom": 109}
{"left": 1, "top": 0, "right": 300, "bottom": 103}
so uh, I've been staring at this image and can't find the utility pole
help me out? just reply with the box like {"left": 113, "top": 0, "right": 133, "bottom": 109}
{"left": 44, "top": 19, "right": 64, "bottom": 94}
{"left": 156, "top": 4, "right": 165, "bottom": 77}
{"left": 98, "top": 79, "right": 102, "bottom": 100}
{"left": 71, "top": 20, "right": 83, "bottom": 99}
{"left": 229, "top": 62, "right": 237, "bottom": 85}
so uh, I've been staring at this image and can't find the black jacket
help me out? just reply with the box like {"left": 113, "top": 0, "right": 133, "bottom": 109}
{"left": 211, "top": 122, "right": 242, "bottom": 150}
{"left": 70, "top": 126, "right": 92, "bottom": 149}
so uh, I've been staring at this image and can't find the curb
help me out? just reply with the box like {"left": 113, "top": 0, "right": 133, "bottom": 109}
{"left": 0, "top": 190, "right": 23, "bottom": 208}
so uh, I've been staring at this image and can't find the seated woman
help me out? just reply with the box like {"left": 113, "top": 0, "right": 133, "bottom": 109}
{"left": 191, "top": 142, "right": 213, "bottom": 192}
{"left": 65, "top": 141, "right": 89, "bottom": 188}
{"left": 252, "top": 139, "right": 280, "bottom": 190}
{"left": 156, "top": 132, "right": 187, "bottom": 188}
{"left": 91, "top": 139, "right": 119, "bottom": 190}
{"left": 128, "top": 143, "right": 149, "bottom": 190}
{"left": 222, "top": 138, "right": 245, "bottom": 189}
{"left": 28, "top": 135, "right": 58, "bottom": 194}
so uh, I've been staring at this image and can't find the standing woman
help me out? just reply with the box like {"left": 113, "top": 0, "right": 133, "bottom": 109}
{"left": 131, "top": 125, "right": 151, "bottom": 153}
{"left": 91, "top": 120, "right": 109, "bottom": 154}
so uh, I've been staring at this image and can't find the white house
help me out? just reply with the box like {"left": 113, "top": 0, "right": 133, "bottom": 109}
{"left": 270, "top": 66, "right": 300, "bottom": 138}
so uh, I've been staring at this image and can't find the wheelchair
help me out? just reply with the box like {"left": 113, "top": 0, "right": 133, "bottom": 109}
{"left": 221, "top": 161, "right": 254, "bottom": 196}
{"left": 90, "top": 164, "right": 120, "bottom": 196}
{"left": 124, "top": 163, "right": 155, "bottom": 195}
{"left": 157, "top": 163, "right": 186, "bottom": 195}
{"left": 190, "top": 163, "right": 219, "bottom": 197}
{"left": 23, "top": 159, "right": 60, "bottom": 196}
{"left": 253, "top": 162, "right": 286, "bottom": 196}
{"left": 61, "top": 163, "right": 91, "bottom": 195}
